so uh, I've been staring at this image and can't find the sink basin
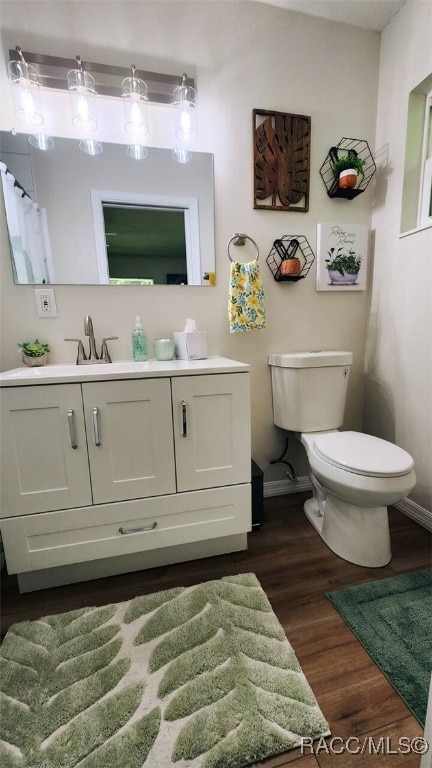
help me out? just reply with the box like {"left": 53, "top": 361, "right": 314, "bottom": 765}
{"left": 66, "top": 362, "right": 152, "bottom": 375}
{"left": 0, "top": 361, "right": 152, "bottom": 380}
{"left": 0, "top": 358, "right": 247, "bottom": 386}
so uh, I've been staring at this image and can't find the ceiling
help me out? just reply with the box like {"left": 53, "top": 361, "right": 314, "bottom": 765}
{"left": 252, "top": 0, "right": 407, "bottom": 31}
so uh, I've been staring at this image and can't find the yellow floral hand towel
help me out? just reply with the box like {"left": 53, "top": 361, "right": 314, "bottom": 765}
{"left": 229, "top": 259, "right": 267, "bottom": 332}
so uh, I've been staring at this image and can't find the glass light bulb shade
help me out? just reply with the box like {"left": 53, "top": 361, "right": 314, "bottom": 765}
{"left": 126, "top": 144, "right": 148, "bottom": 160}
{"left": 122, "top": 76, "right": 149, "bottom": 136}
{"left": 67, "top": 68, "right": 98, "bottom": 131}
{"left": 122, "top": 74, "right": 148, "bottom": 100}
{"left": 28, "top": 134, "right": 55, "bottom": 151}
{"left": 123, "top": 97, "right": 149, "bottom": 136}
{"left": 174, "top": 104, "right": 198, "bottom": 143}
{"left": 8, "top": 60, "right": 44, "bottom": 126}
{"left": 79, "top": 139, "right": 103, "bottom": 156}
{"left": 172, "top": 146, "right": 193, "bottom": 164}
{"left": 172, "top": 82, "right": 196, "bottom": 108}
{"left": 67, "top": 67, "right": 96, "bottom": 93}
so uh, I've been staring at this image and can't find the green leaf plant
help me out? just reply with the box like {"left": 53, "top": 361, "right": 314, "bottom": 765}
{"left": 331, "top": 154, "right": 366, "bottom": 177}
{"left": 325, "top": 247, "right": 362, "bottom": 275}
{"left": 18, "top": 339, "right": 50, "bottom": 357}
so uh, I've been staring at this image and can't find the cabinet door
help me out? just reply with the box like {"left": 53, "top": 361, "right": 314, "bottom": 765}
{"left": 0, "top": 384, "right": 91, "bottom": 517}
{"left": 172, "top": 372, "right": 251, "bottom": 491}
{"left": 82, "top": 378, "right": 176, "bottom": 504}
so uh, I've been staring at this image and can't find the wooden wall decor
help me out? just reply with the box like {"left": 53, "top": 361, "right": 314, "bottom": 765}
{"left": 253, "top": 109, "right": 311, "bottom": 212}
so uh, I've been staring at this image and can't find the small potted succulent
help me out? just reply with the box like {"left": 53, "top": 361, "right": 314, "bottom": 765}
{"left": 18, "top": 339, "right": 50, "bottom": 367}
{"left": 331, "top": 154, "right": 366, "bottom": 189}
{"left": 325, "top": 248, "right": 362, "bottom": 285}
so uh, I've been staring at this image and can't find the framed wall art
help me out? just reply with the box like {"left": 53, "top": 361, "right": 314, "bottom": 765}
{"left": 253, "top": 109, "right": 311, "bottom": 212}
{"left": 316, "top": 223, "right": 369, "bottom": 291}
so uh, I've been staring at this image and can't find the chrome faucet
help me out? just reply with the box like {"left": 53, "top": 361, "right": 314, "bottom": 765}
{"left": 84, "top": 315, "right": 99, "bottom": 361}
{"left": 65, "top": 315, "right": 118, "bottom": 364}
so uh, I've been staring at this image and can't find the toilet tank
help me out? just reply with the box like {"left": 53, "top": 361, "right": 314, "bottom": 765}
{"left": 268, "top": 351, "right": 353, "bottom": 432}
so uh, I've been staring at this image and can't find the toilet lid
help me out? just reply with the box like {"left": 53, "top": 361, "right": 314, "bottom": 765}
{"left": 313, "top": 432, "right": 414, "bottom": 477}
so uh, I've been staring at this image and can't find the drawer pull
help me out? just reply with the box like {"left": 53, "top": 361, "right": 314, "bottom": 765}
{"left": 119, "top": 522, "right": 158, "bottom": 535}
{"left": 67, "top": 409, "right": 77, "bottom": 449}
{"left": 181, "top": 400, "right": 188, "bottom": 437}
{"left": 92, "top": 407, "right": 101, "bottom": 446}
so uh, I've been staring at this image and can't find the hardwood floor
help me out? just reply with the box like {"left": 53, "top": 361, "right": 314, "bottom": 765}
{"left": 1, "top": 492, "right": 431, "bottom": 767}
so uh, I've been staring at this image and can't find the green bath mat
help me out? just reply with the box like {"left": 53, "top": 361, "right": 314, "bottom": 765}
{"left": 0, "top": 573, "right": 329, "bottom": 768}
{"left": 326, "top": 568, "right": 432, "bottom": 726}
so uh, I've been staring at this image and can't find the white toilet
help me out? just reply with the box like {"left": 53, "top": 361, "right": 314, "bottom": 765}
{"left": 268, "top": 351, "right": 416, "bottom": 568}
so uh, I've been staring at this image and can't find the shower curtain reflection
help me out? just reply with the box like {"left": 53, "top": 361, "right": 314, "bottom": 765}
{"left": 0, "top": 163, "right": 53, "bottom": 284}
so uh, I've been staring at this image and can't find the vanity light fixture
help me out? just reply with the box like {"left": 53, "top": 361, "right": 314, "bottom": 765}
{"left": 122, "top": 65, "right": 149, "bottom": 160}
{"left": 8, "top": 47, "right": 54, "bottom": 151}
{"left": 67, "top": 55, "right": 102, "bottom": 155}
{"left": 122, "top": 65, "right": 149, "bottom": 135}
{"left": 172, "top": 73, "right": 197, "bottom": 164}
{"left": 7, "top": 49, "right": 197, "bottom": 162}
{"left": 8, "top": 47, "right": 43, "bottom": 126}
{"left": 67, "top": 56, "right": 98, "bottom": 130}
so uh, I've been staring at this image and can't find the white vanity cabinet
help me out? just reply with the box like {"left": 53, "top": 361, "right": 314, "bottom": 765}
{"left": 0, "top": 383, "right": 92, "bottom": 515}
{"left": 82, "top": 378, "right": 176, "bottom": 504}
{"left": 172, "top": 373, "right": 250, "bottom": 492}
{"left": 0, "top": 358, "right": 251, "bottom": 590}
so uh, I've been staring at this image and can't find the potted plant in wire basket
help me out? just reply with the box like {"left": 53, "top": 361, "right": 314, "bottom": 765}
{"left": 331, "top": 155, "right": 366, "bottom": 189}
{"left": 325, "top": 248, "right": 362, "bottom": 285}
{"left": 18, "top": 339, "right": 50, "bottom": 367}
{"left": 274, "top": 238, "right": 302, "bottom": 278}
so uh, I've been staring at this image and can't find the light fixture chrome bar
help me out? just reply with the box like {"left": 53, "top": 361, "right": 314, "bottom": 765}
{"left": 8, "top": 49, "right": 195, "bottom": 105}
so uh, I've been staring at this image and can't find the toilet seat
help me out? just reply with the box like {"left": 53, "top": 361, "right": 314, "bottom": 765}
{"left": 313, "top": 431, "right": 414, "bottom": 478}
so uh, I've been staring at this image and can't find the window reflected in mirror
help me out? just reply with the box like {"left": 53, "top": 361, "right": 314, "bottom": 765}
{"left": 103, "top": 205, "right": 187, "bottom": 285}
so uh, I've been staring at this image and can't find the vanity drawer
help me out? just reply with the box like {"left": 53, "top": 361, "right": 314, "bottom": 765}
{"left": 0, "top": 484, "right": 251, "bottom": 573}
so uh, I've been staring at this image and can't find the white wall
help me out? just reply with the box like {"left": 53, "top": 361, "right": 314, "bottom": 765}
{"left": 366, "top": 0, "right": 432, "bottom": 511}
{"left": 0, "top": 0, "right": 379, "bottom": 480}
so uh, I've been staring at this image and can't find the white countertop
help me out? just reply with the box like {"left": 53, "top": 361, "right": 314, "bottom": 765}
{"left": 0, "top": 357, "right": 250, "bottom": 387}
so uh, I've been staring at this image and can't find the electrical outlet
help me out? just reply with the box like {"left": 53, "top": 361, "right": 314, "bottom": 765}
{"left": 34, "top": 288, "right": 58, "bottom": 317}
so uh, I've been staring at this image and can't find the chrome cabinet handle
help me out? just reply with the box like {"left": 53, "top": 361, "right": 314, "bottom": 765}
{"left": 67, "top": 409, "right": 77, "bottom": 449}
{"left": 119, "top": 522, "right": 157, "bottom": 534}
{"left": 92, "top": 407, "right": 101, "bottom": 446}
{"left": 181, "top": 400, "right": 187, "bottom": 437}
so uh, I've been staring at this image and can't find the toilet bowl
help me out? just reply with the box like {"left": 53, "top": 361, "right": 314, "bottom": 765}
{"left": 268, "top": 351, "right": 416, "bottom": 568}
{"left": 300, "top": 431, "right": 416, "bottom": 567}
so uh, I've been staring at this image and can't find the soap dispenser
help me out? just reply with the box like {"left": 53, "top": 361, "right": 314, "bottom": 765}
{"left": 132, "top": 316, "right": 148, "bottom": 361}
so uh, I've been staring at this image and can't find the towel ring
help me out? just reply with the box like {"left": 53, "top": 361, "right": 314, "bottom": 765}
{"left": 227, "top": 233, "right": 260, "bottom": 262}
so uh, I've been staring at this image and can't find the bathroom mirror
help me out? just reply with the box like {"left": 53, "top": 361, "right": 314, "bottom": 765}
{"left": 0, "top": 131, "right": 215, "bottom": 286}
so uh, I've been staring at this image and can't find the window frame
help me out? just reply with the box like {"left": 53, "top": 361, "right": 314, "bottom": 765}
{"left": 418, "top": 89, "right": 432, "bottom": 227}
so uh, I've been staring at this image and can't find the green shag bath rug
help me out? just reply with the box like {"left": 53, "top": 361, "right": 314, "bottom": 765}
{"left": 326, "top": 568, "right": 432, "bottom": 727}
{"left": 0, "top": 573, "right": 329, "bottom": 768}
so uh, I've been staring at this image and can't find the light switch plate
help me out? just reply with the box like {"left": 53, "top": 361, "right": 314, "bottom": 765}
{"left": 34, "top": 288, "right": 58, "bottom": 317}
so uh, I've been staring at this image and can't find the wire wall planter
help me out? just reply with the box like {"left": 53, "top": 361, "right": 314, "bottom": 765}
{"left": 266, "top": 235, "right": 315, "bottom": 282}
{"left": 320, "top": 137, "right": 376, "bottom": 199}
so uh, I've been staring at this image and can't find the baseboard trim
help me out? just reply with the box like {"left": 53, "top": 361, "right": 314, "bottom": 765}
{"left": 264, "top": 476, "right": 312, "bottom": 498}
{"left": 395, "top": 498, "right": 432, "bottom": 532}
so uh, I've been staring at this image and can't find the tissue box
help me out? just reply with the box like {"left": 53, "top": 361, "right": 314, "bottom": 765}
{"left": 174, "top": 331, "right": 207, "bottom": 360}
